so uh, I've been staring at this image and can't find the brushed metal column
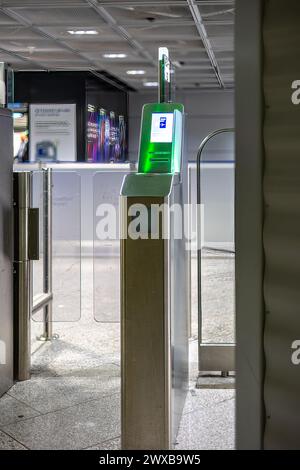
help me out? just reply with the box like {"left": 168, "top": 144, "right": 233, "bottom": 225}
{"left": 13, "top": 172, "right": 32, "bottom": 381}
{"left": 121, "top": 174, "right": 189, "bottom": 450}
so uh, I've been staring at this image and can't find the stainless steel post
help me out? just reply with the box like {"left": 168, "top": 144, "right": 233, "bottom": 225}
{"left": 121, "top": 174, "right": 189, "bottom": 449}
{"left": 13, "top": 172, "right": 32, "bottom": 381}
{"left": 40, "top": 168, "right": 53, "bottom": 340}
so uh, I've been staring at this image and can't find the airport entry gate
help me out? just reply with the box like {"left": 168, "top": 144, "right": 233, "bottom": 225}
{"left": 12, "top": 131, "right": 235, "bottom": 447}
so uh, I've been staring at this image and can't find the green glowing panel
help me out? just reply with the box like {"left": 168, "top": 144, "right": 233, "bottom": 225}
{"left": 138, "top": 102, "right": 184, "bottom": 174}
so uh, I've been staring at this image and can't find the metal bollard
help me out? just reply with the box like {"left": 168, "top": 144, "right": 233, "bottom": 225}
{"left": 13, "top": 171, "right": 39, "bottom": 381}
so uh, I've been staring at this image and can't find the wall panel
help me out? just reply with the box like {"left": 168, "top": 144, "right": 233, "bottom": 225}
{"left": 263, "top": 0, "right": 300, "bottom": 449}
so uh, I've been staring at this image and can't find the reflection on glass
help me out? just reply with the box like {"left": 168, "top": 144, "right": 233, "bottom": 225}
{"left": 33, "top": 171, "right": 81, "bottom": 322}
{"left": 93, "top": 171, "right": 128, "bottom": 322}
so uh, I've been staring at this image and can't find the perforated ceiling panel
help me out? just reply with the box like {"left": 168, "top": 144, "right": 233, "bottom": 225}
{"left": 12, "top": 6, "right": 105, "bottom": 26}
{"left": 0, "top": 0, "right": 234, "bottom": 90}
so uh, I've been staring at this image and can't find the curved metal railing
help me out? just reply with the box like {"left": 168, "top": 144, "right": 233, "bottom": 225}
{"left": 196, "top": 128, "right": 235, "bottom": 358}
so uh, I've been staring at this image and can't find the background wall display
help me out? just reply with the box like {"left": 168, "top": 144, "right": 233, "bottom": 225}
{"left": 29, "top": 103, "right": 76, "bottom": 162}
{"left": 86, "top": 104, "right": 98, "bottom": 162}
{"left": 85, "top": 76, "right": 128, "bottom": 163}
{"left": 86, "top": 105, "right": 127, "bottom": 163}
{"left": 14, "top": 71, "right": 130, "bottom": 162}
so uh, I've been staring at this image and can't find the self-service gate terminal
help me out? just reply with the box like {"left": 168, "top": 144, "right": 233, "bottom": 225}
{"left": 121, "top": 48, "right": 189, "bottom": 450}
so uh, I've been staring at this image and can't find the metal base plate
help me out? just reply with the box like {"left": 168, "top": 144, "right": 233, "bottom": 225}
{"left": 36, "top": 333, "right": 59, "bottom": 342}
{"left": 198, "top": 343, "right": 235, "bottom": 373}
{"left": 196, "top": 374, "right": 235, "bottom": 389}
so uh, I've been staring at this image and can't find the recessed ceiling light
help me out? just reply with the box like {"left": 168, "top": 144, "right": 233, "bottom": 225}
{"left": 143, "top": 81, "right": 158, "bottom": 87}
{"left": 103, "top": 53, "right": 127, "bottom": 59}
{"left": 126, "top": 70, "right": 145, "bottom": 75}
{"left": 67, "top": 30, "right": 98, "bottom": 35}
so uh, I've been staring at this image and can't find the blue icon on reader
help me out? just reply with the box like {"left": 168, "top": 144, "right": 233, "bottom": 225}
{"left": 160, "top": 117, "right": 167, "bottom": 128}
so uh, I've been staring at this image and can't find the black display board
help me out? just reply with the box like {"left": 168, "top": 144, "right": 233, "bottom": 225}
{"left": 14, "top": 71, "right": 129, "bottom": 162}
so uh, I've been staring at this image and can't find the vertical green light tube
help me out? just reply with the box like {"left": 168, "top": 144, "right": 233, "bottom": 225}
{"left": 159, "top": 58, "right": 165, "bottom": 104}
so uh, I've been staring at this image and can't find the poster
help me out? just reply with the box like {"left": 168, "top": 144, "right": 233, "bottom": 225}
{"left": 29, "top": 103, "right": 76, "bottom": 162}
{"left": 86, "top": 104, "right": 127, "bottom": 163}
{"left": 86, "top": 105, "right": 98, "bottom": 162}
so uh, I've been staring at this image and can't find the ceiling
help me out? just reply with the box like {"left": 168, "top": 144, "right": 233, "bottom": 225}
{"left": 0, "top": 0, "right": 234, "bottom": 90}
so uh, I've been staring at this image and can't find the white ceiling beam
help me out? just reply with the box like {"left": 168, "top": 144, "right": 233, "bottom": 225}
{"left": 202, "top": 8, "right": 234, "bottom": 18}
{"left": 0, "top": 19, "right": 233, "bottom": 29}
{"left": 117, "top": 20, "right": 234, "bottom": 29}
{"left": 186, "top": 0, "right": 225, "bottom": 88}
{"left": 92, "top": 1, "right": 234, "bottom": 5}
{"left": 194, "top": 1, "right": 234, "bottom": 4}
{"left": 0, "top": 0, "right": 234, "bottom": 7}
{"left": 0, "top": 2, "right": 90, "bottom": 8}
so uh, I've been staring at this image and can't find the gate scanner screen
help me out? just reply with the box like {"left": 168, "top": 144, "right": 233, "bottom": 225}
{"left": 150, "top": 113, "right": 174, "bottom": 143}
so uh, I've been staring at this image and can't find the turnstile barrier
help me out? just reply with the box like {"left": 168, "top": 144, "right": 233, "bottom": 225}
{"left": 121, "top": 174, "right": 189, "bottom": 450}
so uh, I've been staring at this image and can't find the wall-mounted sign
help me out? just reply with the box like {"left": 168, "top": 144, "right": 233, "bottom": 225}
{"left": 29, "top": 103, "right": 76, "bottom": 162}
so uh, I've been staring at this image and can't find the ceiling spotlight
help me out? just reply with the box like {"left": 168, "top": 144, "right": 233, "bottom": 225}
{"left": 126, "top": 70, "right": 145, "bottom": 75}
{"left": 103, "top": 53, "right": 127, "bottom": 59}
{"left": 143, "top": 81, "right": 158, "bottom": 87}
{"left": 67, "top": 30, "right": 98, "bottom": 35}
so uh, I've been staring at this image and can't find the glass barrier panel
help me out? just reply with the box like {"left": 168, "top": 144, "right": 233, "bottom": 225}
{"left": 33, "top": 170, "right": 81, "bottom": 322}
{"left": 93, "top": 171, "right": 128, "bottom": 322}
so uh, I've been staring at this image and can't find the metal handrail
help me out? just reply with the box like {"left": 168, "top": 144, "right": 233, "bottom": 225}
{"left": 196, "top": 128, "right": 234, "bottom": 348}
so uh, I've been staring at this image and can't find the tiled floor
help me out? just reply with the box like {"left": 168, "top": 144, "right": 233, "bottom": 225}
{"left": 0, "top": 252, "right": 235, "bottom": 450}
